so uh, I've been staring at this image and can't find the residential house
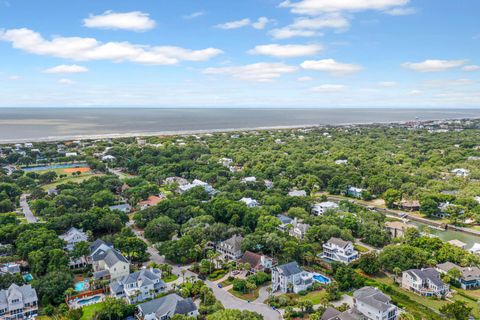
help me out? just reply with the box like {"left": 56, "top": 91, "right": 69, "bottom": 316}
{"left": 271, "top": 261, "right": 313, "bottom": 293}
{"left": 216, "top": 235, "right": 244, "bottom": 261}
{"left": 289, "top": 218, "right": 311, "bottom": 240}
{"left": 436, "top": 262, "right": 480, "bottom": 290}
{"left": 109, "top": 203, "right": 132, "bottom": 213}
{"left": 397, "top": 200, "right": 420, "bottom": 211}
{"left": 240, "top": 176, "right": 256, "bottom": 183}
{"left": 59, "top": 227, "right": 88, "bottom": 251}
{"left": 218, "top": 157, "right": 233, "bottom": 167}
{"left": 0, "top": 263, "right": 20, "bottom": 275}
{"left": 335, "top": 159, "right": 348, "bottom": 165}
{"left": 277, "top": 214, "right": 293, "bottom": 232}
{"left": 475, "top": 196, "right": 480, "bottom": 204}
{"left": 385, "top": 221, "right": 411, "bottom": 238}
{"left": 401, "top": 268, "right": 449, "bottom": 297}
{"left": 353, "top": 286, "right": 398, "bottom": 320}
{"left": 451, "top": 168, "right": 470, "bottom": 177}
{"left": 347, "top": 187, "right": 364, "bottom": 198}
{"left": 312, "top": 201, "right": 339, "bottom": 215}
{"left": 136, "top": 293, "right": 198, "bottom": 320}
{"left": 90, "top": 239, "right": 130, "bottom": 280}
{"left": 322, "top": 237, "right": 358, "bottom": 263}
{"left": 139, "top": 195, "right": 164, "bottom": 210}
{"left": 447, "top": 239, "right": 467, "bottom": 249}
{"left": 239, "top": 251, "right": 275, "bottom": 273}
{"left": 164, "top": 176, "right": 188, "bottom": 186}
{"left": 102, "top": 155, "right": 116, "bottom": 161}
{"left": 288, "top": 190, "right": 307, "bottom": 197}
{"left": 0, "top": 284, "right": 38, "bottom": 320}
{"left": 264, "top": 180, "right": 273, "bottom": 189}
{"left": 240, "top": 197, "right": 259, "bottom": 208}
{"left": 179, "top": 179, "right": 216, "bottom": 195}
{"left": 110, "top": 268, "right": 166, "bottom": 304}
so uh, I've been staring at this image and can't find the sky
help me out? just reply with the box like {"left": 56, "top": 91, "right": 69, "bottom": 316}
{"left": 0, "top": 0, "right": 479, "bottom": 108}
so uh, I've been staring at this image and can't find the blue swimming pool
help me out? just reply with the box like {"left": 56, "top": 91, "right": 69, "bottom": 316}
{"left": 77, "top": 295, "right": 101, "bottom": 306}
{"left": 74, "top": 279, "right": 89, "bottom": 292}
{"left": 23, "top": 273, "right": 33, "bottom": 282}
{"left": 313, "top": 273, "right": 331, "bottom": 284}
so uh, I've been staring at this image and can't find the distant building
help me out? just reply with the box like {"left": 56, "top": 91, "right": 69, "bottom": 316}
{"left": 102, "top": 155, "right": 116, "bottom": 161}
{"left": 451, "top": 168, "right": 470, "bottom": 177}
{"left": 240, "top": 197, "right": 259, "bottom": 208}
{"left": 401, "top": 268, "right": 449, "bottom": 297}
{"left": 216, "top": 235, "right": 243, "bottom": 260}
{"left": 277, "top": 214, "right": 293, "bottom": 232}
{"left": 271, "top": 261, "right": 313, "bottom": 293}
{"left": 90, "top": 239, "right": 130, "bottom": 280}
{"left": 289, "top": 218, "right": 310, "bottom": 240}
{"left": 470, "top": 243, "right": 480, "bottom": 255}
{"left": 59, "top": 227, "right": 88, "bottom": 251}
{"left": 218, "top": 157, "right": 233, "bottom": 167}
{"left": 335, "top": 159, "right": 348, "bottom": 165}
{"left": 264, "top": 180, "right": 273, "bottom": 189}
{"left": 136, "top": 293, "right": 198, "bottom": 320}
{"left": 347, "top": 187, "right": 364, "bottom": 198}
{"left": 139, "top": 195, "right": 164, "bottom": 210}
{"left": 322, "top": 237, "right": 358, "bottom": 263}
{"left": 0, "top": 263, "right": 20, "bottom": 275}
{"left": 312, "top": 201, "right": 339, "bottom": 215}
{"left": 436, "top": 262, "right": 480, "bottom": 290}
{"left": 0, "top": 284, "right": 38, "bottom": 319}
{"left": 240, "top": 176, "right": 257, "bottom": 183}
{"left": 239, "top": 251, "right": 275, "bottom": 273}
{"left": 110, "top": 268, "right": 166, "bottom": 304}
{"left": 385, "top": 221, "right": 411, "bottom": 238}
{"left": 288, "top": 190, "right": 307, "bottom": 197}
{"left": 179, "top": 179, "right": 216, "bottom": 195}
{"left": 109, "top": 203, "right": 132, "bottom": 213}
{"left": 397, "top": 200, "right": 420, "bottom": 211}
{"left": 164, "top": 176, "right": 188, "bottom": 186}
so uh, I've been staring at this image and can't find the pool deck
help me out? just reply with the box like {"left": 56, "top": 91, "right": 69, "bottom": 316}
{"left": 69, "top": 294, "right": 106, "bottom": 309}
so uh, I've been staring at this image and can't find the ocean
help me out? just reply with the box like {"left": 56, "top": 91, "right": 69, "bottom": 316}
{"left": 0, "top": 107, "right": 480, "bottom": 143}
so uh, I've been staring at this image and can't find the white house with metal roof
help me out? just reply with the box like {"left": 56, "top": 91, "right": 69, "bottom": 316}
{"left": 90, "top": 239, "right": 130, "bottom": 280}
{"left": 271, "top": 261, "right": 313, "bottom": 293}
{"left": 401, "top": 268, "right": 449, "bottom": 297}
{"left": 322, "top": 237, "right": 358, "bottom": 263}
{"left": 59, "top": 227, "right": 88, "bottom": 251}
{"left": 110, "top": 268, "right": 166, "bottom": 304}
{"left": 353, "top": 286, "right": 398, "bottom": 320}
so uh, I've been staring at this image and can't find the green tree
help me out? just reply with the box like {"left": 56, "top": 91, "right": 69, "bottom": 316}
{"left": 439, "top": 301, "right": 472, "bottom": 320}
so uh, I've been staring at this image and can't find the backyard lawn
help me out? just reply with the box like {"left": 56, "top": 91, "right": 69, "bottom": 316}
{"left": 80, "top": 302, "right": 105, "bottom": 320}
{"left": 298, "top": 290, "right": 328, "bottom": 305}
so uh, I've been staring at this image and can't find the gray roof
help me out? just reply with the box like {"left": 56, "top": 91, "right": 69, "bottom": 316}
{"left": 406, "top": 268, "right": 445, "bottom": 288}
{"left": 93, "top": 269, "right": 110, "bottom": 280}
{"left": 221, "top": 235, "right": 243, "bottom": 251}
{"left": 138, "top": 293, "right": 197, "bottom": 318}
{"left": 328, "top": 237, "right": 351, "bottom": 248}
{"left": 0, "top": 284, "right": 38, "bottom": 309}
{"left": 277, "top": 214, "right": 293, "bottom": 224}
{"left": 353, "top": 286, "right": 393, "bottom": 312}
{"left": 109, "top": 204, "right": 131, "bottom": 212}
{"left": 321, "top": 307, "right": 341, "bottom": 320}
{"left": 111, "top": 268, "right": 164, "bottom": 293}
{"left": 59, "top": 227, "right": 88, "bottom": 243}
{"left": 276, "top": 261, "right": 303, "bottom": 276}
{"left": 90, "top": 239, "right": 128, "bottom": 266}
{"left": 437, "top": 262, "right": 480, "bottom": 281}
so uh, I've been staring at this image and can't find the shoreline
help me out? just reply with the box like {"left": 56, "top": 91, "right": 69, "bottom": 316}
{"left": 0, "top": 115, "right": 479, "bottom": 144}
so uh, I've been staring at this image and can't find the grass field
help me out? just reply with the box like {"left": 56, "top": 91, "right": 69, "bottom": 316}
{"left": 80, "top": 302, "right": 105, "bottom": 320}
{"left": 162, "top": 274, "right": 179, "bottom": 283}
{"left": 228, "top": 287, "right": 259, "bottom": 300}
{"left": 298, "top": 290, "right": 328, "bottom": 305}
{"left": 42, "top": 173, "right": 104, "bottom": 190}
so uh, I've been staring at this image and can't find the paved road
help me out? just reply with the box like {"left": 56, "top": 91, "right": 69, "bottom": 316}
{"left": 206, "top": 280, "right": 282, "bottom": 320}
{"left": 20, "top": 194, "right": 38, "bottom": 223}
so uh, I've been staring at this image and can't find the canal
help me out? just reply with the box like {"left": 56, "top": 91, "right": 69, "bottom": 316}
{"left": 408, "top": 220, "right": 480, "bottom": 248}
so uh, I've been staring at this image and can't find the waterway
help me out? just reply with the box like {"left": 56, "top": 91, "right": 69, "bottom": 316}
{"left": 408, "top": 220, "right": 480, "bottom": 248}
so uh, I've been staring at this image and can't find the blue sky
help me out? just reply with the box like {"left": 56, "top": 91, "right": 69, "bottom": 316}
{"left": 0, "top": 0, "right": 479, "bottom": 107}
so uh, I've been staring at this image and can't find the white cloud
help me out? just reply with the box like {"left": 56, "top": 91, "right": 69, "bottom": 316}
{"left": 43, "top": 64, "right": 88, "bottom": 74}
{"left": 215, "top": 18, "right": 252, "bottom": 30}
{"left": 297, "top": 76, "right": 313, "bottom": 82}
{"left": 385, "top": 7, "right": 416, "bottom": 15}
{"left": 378, "top": 81, "right": 397, "bottom": 87}
{"left": 402, "top": 59, "right": 467, "bottom": 72}
{"left": 269, "top": 28, "right": 317, "bottom": 40}
{"left": 215, "top": 17, "right": 271, "bottom": 30}
{"left": 252, "top": 17, "right": 272, "bottom": 30}
{"left": 301, "top": 59, "right": 362, "bottom": 75}
{"left": 270, "top": 14, "right": 349, "bottom": 39}
{"left": 248, "top": 44, "right": 323, "bottom": 58}
{"left": 8, "top": 75, "right": 21, "bottom": 81}
{"left": 83, "top": 11, "right": 156, "bottom": 32}
{"left": 312, "top": 84, "right": 346, "bottom": 92}
{"left": 58, "top": 78, "right": 75, "bottom": 85}
{"left": 0, "top": 28, "right": 223, "bottom": 65}
{"left": 203, "top": 62, "right": 297, "bottom": 82}
{"left": 463, "top": 65, "right": 480, "bottom": 71}
{"left": 183, "top": 11, "right": 206, "bottom": 19}
{"left": 279, "top": 0, "right": 410, "bottom": 15}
